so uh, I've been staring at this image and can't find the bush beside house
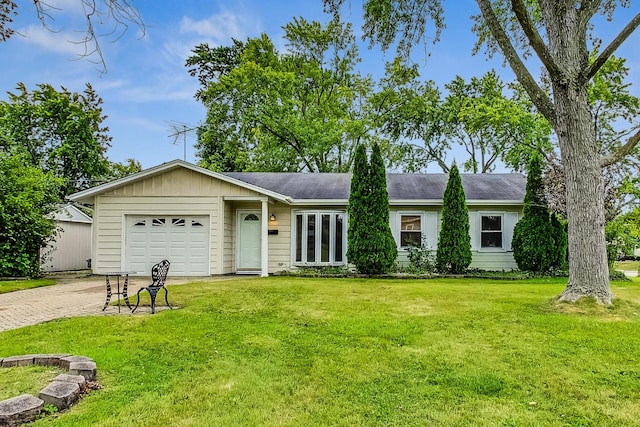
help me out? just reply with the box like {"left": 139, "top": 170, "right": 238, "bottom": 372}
{"left": 435, "top": 164, "right": 472, "bottom": 274}
{"left": 347, "top": 143, "right": 397, "bottom": 275}
{"left": 512, "top": 156, "right": 567, "bottom": 272}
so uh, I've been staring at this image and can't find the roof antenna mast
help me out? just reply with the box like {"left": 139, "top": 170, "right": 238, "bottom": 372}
{"left": 168, "top": 121, "right": 197, "bottom": 162}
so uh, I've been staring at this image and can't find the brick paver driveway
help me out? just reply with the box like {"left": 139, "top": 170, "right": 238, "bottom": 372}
{"left": 0, "top": 274, "right": 214, "bottom": 332}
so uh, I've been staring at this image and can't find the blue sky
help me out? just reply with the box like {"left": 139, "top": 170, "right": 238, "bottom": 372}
{"left": 1, "top": 1, "right": 638, "bottom": 170}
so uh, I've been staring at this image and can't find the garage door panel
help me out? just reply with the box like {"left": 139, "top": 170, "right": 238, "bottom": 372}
{"left": 125, "top": 215, "right": 210, "bottom": 276}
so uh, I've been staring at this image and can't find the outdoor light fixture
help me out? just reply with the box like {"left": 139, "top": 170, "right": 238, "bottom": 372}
{"left": 270, "top": 213, "right": 276, "bottom": 221}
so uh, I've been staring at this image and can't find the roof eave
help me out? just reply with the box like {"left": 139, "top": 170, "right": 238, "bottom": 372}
{"left": 68, "top": 160, "right": 293, "bottom": 205}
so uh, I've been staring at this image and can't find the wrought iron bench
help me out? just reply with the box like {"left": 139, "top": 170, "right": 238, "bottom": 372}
{"left": 132, "top": 260, "right": 172, "bottom": 314}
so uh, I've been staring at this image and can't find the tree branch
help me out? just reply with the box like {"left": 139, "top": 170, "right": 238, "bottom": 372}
{"left": 600, "top": 127, "right": 640, "bottom": 168}
{"left": 476, "top": 0, "right": 556, "bottom": 125}
{"left": 510, "top": 0, "right": 562, "bottom": 79}
{"left": 584, "top": 13, "right": 640, "bottom": 81}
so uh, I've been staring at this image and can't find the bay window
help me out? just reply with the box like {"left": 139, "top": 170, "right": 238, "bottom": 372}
{"left": 294, "top": 211, "right": 346, "bottom": 265}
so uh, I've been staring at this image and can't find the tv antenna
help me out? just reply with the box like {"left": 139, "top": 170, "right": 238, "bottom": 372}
{"left": 168, "top": 121, "right": 198, "bottom": 161}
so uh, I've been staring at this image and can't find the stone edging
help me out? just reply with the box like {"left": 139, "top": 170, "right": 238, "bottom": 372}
{"left": 0, "top": 354, "right": 97, "bottom": 426}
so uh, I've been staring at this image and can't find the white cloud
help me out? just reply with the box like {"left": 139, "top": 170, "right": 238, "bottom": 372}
{"left": 179, "top": 10, "right": 261, "bottom": 45}
{"left": 16, "top": 25, "right": 82, "bottom": 55}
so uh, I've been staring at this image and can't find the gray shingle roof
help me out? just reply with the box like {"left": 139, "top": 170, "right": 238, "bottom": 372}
{"left": 223, "top": 172, "right": 526, "bottom": 202}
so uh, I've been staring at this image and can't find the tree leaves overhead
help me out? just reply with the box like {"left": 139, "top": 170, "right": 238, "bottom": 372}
{"left": 442, "top": 71, "right": 551, "bottom": 173}
{"left": 0, "top": 83, "right": 113, "bottom": 197}
{"left": 324, "top": 0, "right": 444, "bottom": 59}
{"left": 190, "top": 18, "right": 374, "bottom": 172}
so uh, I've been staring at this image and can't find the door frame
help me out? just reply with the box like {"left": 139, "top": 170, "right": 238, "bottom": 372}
{"left": 236, "top": 209, "right": 262, "bottom": 272}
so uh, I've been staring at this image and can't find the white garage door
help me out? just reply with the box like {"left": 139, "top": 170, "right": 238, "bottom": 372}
{"left": 125, "top": 215, "right": 210, "bottom": 276}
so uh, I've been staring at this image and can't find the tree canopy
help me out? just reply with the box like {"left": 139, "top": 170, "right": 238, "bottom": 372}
{"left": 0, "top": 82, "right": 134, "bottom": 197}
{"left": 325, "top": 0, "right": 640, "bottom": 304}
{"left": 190, "top": 19, "right": 373, "bottom": 173}
{"left": 0, "top": 153, "right": 62, "bottom": 277}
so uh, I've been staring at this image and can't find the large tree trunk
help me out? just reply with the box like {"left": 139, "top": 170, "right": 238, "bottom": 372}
{"left": 554, "top": 86, "right": 613, "bottom": 304}
{"left": 541, "top": 1, "right": 613, "bottom": 304}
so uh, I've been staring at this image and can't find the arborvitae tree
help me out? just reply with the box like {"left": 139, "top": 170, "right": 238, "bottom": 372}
{"left": 360, "top": 142, "right": 397, "bottom": 274}
{"left": 550, "top": 213, "right": 568, "bottom": 269}
{"left": 347, "top": 142, "right": 397, "bottom": 274}
{"left": 436, "top": 163, "right": 472, "bottom": 273}
{"left": 511, "top": 155, "right": 556, "bottom": 271}
{"left": 347, "top": 144, "right": 370, "bottom": 270}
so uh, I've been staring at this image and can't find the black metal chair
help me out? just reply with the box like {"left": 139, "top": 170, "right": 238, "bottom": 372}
{"left": 132, "top": 260, "right": 172, "bottom": 314}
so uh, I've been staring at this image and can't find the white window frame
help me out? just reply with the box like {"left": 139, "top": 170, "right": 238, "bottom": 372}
{"left": 397, "top": 212, "right": 424, "bottom": 249}
{"left": 478, "top": 212, "right": 505, "bottom": 252}
{"left": 291, "top": 210, "right": 346, "bottom": 266}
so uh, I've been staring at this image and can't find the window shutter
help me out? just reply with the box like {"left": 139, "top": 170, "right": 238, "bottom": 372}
{"left": 425, "top": 212, "right": 438, "bottom": 250}
{"left": 503, "top": 212, "right": 519, "bottom": 251}
{"left": 469, "top": 212, "right": 478, "bottom": 251}
{"left": 389, "top": 211, "right": 399, "bottom": 247}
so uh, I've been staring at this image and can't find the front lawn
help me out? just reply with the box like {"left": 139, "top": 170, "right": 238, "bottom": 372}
{"left": 0, "top": 279, "right": 55, "bottom": 294}
{"left": 615, "top": 260, "right": 640, "bottom": 272}
{"left": 2, "top": 277, "right": 640, "bottom": 426}
{"left": 0, "top": 365, "right": 65, "bottom": 401}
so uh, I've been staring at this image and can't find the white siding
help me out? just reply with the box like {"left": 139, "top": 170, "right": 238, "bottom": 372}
{"left": 393, "top": 206, "right": 522, "bottom": 271}
{"left": 92, "top": 167, "right": 261, "bottom": 276}
{"left": 268, "top": 205, "right": 292, "bottom": 272}
{"left": 41, "top": 221, "right": 92, "bottom": 272}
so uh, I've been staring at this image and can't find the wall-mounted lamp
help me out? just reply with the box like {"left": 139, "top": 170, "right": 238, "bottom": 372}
{"left": 269, "top": 213, "right": 276, "bottom": 222}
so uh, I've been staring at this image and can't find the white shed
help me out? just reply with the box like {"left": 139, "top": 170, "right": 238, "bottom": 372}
{"left": 41, "top": 205, "right": 93, "bottom": 272}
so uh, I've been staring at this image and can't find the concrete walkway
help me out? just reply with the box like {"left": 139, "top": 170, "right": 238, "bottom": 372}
{"left": 0, "top": 273, "right": 218, "bottom": 332}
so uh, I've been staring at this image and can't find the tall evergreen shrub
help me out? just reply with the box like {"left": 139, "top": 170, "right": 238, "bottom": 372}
{"left": 346, "top": 144, "right": 370, "bottom": 270}
{"left": 550, "top": 213, "right": 568, "bottom": 269}
{"left": 346, "top": 142, "right": 397, "bottom": 275}
{"left": 511, "top": 155, "right": 557, "bottom": 271}
{"left": 436, "top": 163, "right": 472, "bottom": 273}
{"left": 362, "top": 142, "right": 397, "bottom": 274}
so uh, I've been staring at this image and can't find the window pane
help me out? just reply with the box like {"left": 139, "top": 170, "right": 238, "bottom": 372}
{"left": 401, "top": 231, "right": 422, "bottom": 247}
{"left": 335, "top": 214, "right": 343, "bottom": 263}
{"left": 295, "top": 215, "right": 303, "bottom": 262}
{"left": 482, "top": 215, "right": 501, "bottom": 231}
{"left": 321, "top": 214, "right": 330, "bottom": 262}
{"left": 400, "top": 215, "right": 422, "bottom": 246}
{"left": 401, "top": 215, "right": 421, "bottom": 231}
{"left": 481, "top": 232, "right": 502, "bottom": 248}
{"left": 307, "top": 214, "right": 316, "bottom": 263}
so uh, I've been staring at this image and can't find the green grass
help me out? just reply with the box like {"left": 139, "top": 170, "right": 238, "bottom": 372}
{"left": 0, "top": 279, "right": 55, "bottom": 294}
{"left": 2, "top": 276, "right": 640, "bottom": 426}
{"left": 615, "top": 260, "right": 640, "bottom": 271}
{"left": 0, "top": 365, "right": 65, "bottom": 400}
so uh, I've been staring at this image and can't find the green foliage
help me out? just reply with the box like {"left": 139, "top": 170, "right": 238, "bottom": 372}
{"left": 606, "top": 209, "right": 640, "bottom": 268}
{"left": 512, "top": 156, "right": 568, "bottom": 272}
{"left": 363, "top": 142, "right": 397, "bottom": 274}
{"left": 347, "top": 143, "right": 397, "bottom": 274}
{"left": 346, "top": 144, "right": 369, "bottom": 269}
{"left": 512, "top": 156, "right": 556, "bottom": 272}
{"left": 442, "top": 71, "right": 552, "bottom": 173}
{"left": 0, "top": 82, "right": 113, "bottom": 197}
{"left": 549, "top": 213, "right": 568, "bottom": 269}
{"left": 0, "top": 153, "right": 62, "bottom": 277}
{"left": 406, "top": 237, "right": 437, "bottom": 273}
{"left": 106, "top": 158, "right": 142, "bottom": 181}
{"left": 191, "top": 19, "right": 374, "bottom": 172}
{"left": 436, "top": 164, "right": 472, "bottom": 273}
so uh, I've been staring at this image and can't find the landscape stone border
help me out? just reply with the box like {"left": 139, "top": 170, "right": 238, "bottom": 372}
{"left": 0, "top": 354, "right": 97, "bottom": 426}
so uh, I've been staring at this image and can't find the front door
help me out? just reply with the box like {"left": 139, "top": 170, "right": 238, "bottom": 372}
{"left": 237, "top": 211, "right": 261, "bottom": 271}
